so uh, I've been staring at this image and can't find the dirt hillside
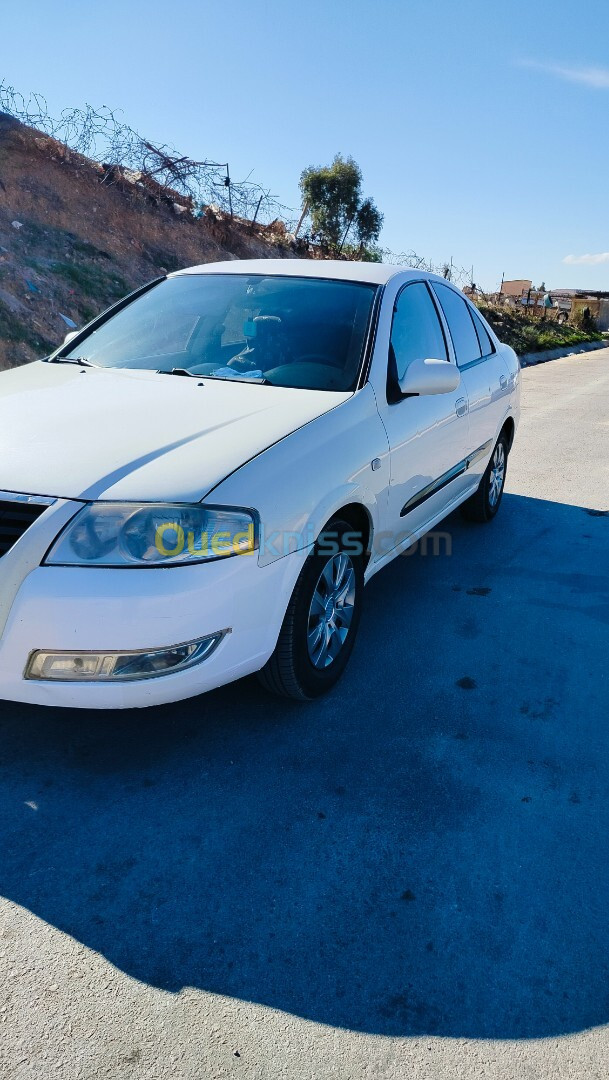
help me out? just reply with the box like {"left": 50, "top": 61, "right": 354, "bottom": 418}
{"left": 0, "top": 112, "right": 304, "bottom": 369}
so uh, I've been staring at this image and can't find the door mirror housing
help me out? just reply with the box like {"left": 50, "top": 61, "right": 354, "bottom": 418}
{"left": 62, "top": 330, "right": 79, "bottom": 347}
{"left": 399, "top": 357, "right": 460, "bottom": 396}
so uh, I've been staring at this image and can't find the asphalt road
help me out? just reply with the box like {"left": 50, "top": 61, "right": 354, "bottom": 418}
{"left": 1, "top": 349, "right": 608, "bottom": 1080}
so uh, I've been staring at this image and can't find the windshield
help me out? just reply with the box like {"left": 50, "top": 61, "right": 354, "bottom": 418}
{"left": 61, "top": 274, "right": 377, "bottom": 392}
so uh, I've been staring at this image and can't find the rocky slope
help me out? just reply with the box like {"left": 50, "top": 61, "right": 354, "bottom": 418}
{"left": 0, "top": 112, "right": 301, "bottom": 369}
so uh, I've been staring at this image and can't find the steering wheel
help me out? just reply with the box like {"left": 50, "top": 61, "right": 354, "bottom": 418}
{"left": 226, "top": 353, "right": 259, "bottom": 372}
{"left": 296, "top": 353, "right": 342, "bottom": 369}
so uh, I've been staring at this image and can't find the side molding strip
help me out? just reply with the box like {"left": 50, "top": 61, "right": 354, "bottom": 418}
{"left": 466, "top": 439, "right": 493, "bottom": 468}
{"left": 399, "top": 439, "right": 493, "bottom": 517}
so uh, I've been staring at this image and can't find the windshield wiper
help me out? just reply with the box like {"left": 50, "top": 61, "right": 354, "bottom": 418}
{"left": 157, "top": 368, "right": 269, "bottom": 384}
{"left": 156, "top": 368, "right": 203, "bottom": 378}
{"left": 53, "top": 357, "right": 96, "bottom": 368}
{"left": 207, "top": 374, "right": 269, "bottom": 385}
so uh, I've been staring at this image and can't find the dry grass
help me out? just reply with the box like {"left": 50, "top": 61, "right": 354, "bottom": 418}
{"left": 0, "top": 114, "right": 298, "bottom": 368}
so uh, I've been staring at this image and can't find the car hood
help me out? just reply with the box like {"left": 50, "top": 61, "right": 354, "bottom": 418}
{"left": 0, "top": 362, "right": 350, "bottom": 502}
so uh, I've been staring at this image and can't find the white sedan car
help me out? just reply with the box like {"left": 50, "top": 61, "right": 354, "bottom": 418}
{"left": 0, "top": 260, "right": 519, "bottom": 708}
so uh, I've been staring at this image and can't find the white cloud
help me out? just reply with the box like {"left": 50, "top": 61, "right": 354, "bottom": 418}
{"left": 563, "top": 253, "right": 609, "bottom": 266}
{"left": 519, "top": 59, "right": 609, "bottom": 89}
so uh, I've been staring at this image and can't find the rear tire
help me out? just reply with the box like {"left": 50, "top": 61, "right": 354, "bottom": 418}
{"left": 461, "top": 433, "right": 508, "bottom": 523}
{"left": 257, "top": 518, "right": 364, "bottom": 701}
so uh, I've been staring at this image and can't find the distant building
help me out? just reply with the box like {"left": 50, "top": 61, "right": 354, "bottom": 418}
{"left": 570, "top": 294, "right": 609, "bottom": 331}
{"left": 496, "top": 279, "right": 609, "bottom": 329}
{"left": 500, "top": 279, "right": 532, "bottom": 298}
{"left": 500, "top": 283, "right": 553, "bottom": 311}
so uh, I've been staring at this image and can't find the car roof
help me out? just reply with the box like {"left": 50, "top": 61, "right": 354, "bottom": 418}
{"left": 172, "top": 258, "right": 450, "bottom": 288}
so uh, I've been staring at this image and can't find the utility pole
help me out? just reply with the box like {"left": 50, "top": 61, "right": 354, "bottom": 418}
{"left": 293, "top": 200, "right": 309, "bottom": 239}
{"left": 251, "top": 195, "right": 263, "bottom": 228}
{"left": 224, "top": 165, "right": 233, "bottom": 217}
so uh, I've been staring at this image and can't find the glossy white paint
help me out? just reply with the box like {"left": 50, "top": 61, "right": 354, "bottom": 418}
{"left": 0, "top": 362, "right": 349, "bottom": 502}
{"left": 367, "top": 274, "right": 469, "bottom": 556}
{"left": 209, "top": 383, "right": 390, "bottom": 569}
{"left": 398, "top": 356, "right": 461, "bottom": 396}
{"left": 0, "top": 549, "right": 311, "bottom": 708}
{"left": 173, "top": 258, "right": 405, "bottom": 286}
{"left": 0, "top": 260, "right": 520, "bottom": 708}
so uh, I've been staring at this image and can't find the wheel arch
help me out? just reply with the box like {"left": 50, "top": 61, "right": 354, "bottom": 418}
{"left": 499, "top": 415, "right": 515, "bottom": 451}
{"left": 318, "top": 501, "right": 374, "bottom": 568}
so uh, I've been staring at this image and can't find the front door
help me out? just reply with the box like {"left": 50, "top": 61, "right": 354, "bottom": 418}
{"left": 375, "top": 280, "right": 471, "bottom": 561}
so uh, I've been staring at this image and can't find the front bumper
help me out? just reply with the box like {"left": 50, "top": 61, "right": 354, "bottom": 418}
{"left": 0, "top": 507, "right": 308, "bottom": 708}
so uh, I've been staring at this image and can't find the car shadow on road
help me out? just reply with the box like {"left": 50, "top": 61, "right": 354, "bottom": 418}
{"left": 0, "top": 493, "right": 607, "bottom": 1038}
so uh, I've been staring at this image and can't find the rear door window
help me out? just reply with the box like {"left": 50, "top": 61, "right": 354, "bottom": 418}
{"left": 469, "top": 305, "right": 495, "bottom": 357}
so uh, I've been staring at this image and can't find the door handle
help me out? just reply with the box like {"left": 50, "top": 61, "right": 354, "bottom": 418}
{"left": 499, "top": 374, "right": 508, "bottom": 390}
{"left": 455, "top": 397, "right": 468, "bottom": 417}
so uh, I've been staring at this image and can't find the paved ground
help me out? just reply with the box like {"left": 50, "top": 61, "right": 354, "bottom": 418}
{"left": 1, "top": 349, "right": 608, "bottom": 1079}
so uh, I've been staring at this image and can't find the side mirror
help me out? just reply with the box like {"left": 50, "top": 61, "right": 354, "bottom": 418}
{"left": 62, "top": 330, "right": 79, "bottom": 347}
{"left": 399, "top": 357, "right": 460, "bottom": 396}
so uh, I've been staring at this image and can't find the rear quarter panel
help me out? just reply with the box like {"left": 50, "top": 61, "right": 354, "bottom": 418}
{"left": 499, "top": 342, "right": 521, "bottom": 438}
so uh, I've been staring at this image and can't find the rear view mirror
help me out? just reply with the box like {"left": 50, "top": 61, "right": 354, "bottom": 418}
{"left": 62, "top": 330, "right": 79, "bottom": 347}
{"left": 399, "top": 357, "right": 460, "bottom": 396}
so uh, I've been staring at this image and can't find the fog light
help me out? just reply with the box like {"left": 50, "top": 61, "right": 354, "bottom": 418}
{"left": 25, "top": 631, "right": 229, "bottom": 682}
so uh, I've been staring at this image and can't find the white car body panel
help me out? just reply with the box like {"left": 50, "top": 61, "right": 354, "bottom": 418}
{"left": 0, "top": 259, "right": 521, "bottom": 708}
{"left": 0, "top": 549, "right": 309, "bottom": 709}
{"left": 0, "top": 361, "right": 349, "bottom": 502}
{"left": 366, "top": 273, "right": 472, "bottom": 551}
{"left": 173, "top": 257, "right": 398, "bottom": 286}
{"left": 208, "top": 383, "right": 390, "bottom": 568}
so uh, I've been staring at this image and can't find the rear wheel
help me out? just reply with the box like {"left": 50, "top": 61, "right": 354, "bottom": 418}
{"left": 461, "top": 433, "right": 508, "bottom": 523}
{"left": 257, "top": 518, "right": 364, "bottom": 700}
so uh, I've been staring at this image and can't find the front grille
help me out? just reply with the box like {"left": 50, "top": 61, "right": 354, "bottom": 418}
{"left": 0, "top": 499, "right": 48, "bottom": 558}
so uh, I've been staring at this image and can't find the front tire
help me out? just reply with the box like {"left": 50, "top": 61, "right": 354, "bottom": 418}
{"left": 461, "top": 433, "right": 508, "bottom": 523}
{"left": 257, "top": 518, "right": 364, "bottom": 701}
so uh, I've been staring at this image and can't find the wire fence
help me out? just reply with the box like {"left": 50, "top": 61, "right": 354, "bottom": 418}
{"left": 378, "top": 248, "right": 475, "bottom": 290}
{"left": 0, "top": 81, "right": 295, "bottom": 227}
{"left": 1, "top": 82, "right": 480, "bottom": 277}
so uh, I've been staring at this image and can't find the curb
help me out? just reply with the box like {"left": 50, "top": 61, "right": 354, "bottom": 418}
{"left": 519, "top": 340, "right": 608, "bottom": 367}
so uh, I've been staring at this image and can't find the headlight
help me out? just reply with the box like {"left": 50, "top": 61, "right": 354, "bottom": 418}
{"left": 45, "top": 503, "right": 258, "bottom": 567}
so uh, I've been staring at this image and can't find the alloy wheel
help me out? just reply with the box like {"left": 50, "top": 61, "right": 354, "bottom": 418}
{"left": 489, "top": 441, "right": 505, "bottom": 507}
{"left": 307, "top": 551, "right": 356, "bottom": 669}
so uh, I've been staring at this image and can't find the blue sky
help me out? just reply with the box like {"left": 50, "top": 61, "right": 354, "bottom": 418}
{"left": 2, "top": 0, "right": 609, "bottom": 289}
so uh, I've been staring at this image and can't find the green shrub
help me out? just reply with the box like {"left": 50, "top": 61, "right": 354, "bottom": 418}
{"left": 475, "top": 302, "right": 602, "bottom": 355}
{"left": 0, "top": 304, "right": 55, "bottom": 353}
{"left": 49, "top": 261, "right": 127, "bottom": 300}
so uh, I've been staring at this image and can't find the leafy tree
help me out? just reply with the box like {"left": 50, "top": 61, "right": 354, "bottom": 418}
{"left": 344, "top": 241, "right": 383, "bottom": 263}
{"left": 354, "top": 197, "right": 383, "bottom": 254}
{"left": 299, "top": 155, "right": 383, "bottom": 257}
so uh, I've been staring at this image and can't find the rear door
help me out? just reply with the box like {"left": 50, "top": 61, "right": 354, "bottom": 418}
{"left": 431, "top": 283, "right": 510, "bottom": 468}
